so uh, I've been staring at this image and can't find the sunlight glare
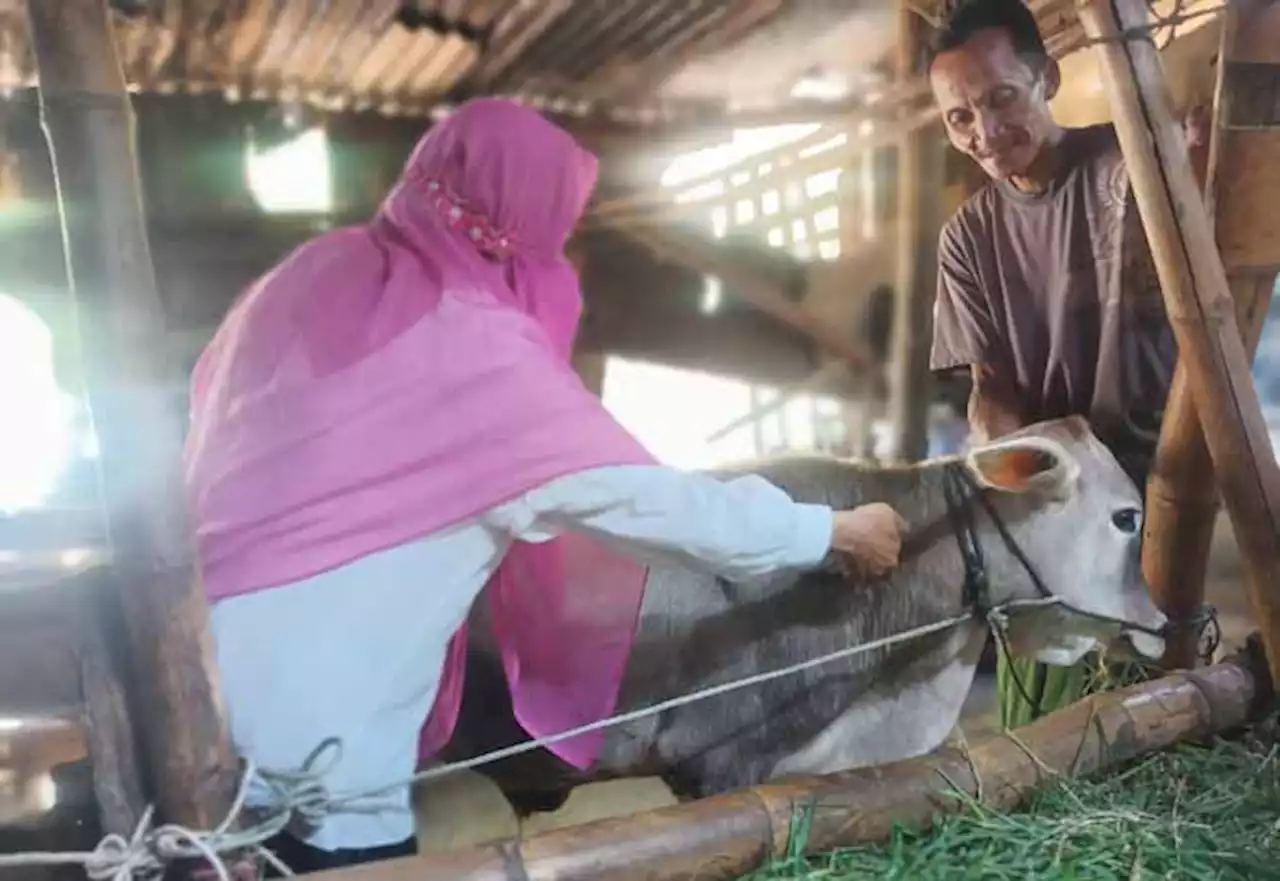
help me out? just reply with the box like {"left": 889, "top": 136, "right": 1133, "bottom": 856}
{"left": 246, "top": 127, "right": 333, "bottom": 214}
{"left": 0, "top": 295, "right": 74, "bottom": 513}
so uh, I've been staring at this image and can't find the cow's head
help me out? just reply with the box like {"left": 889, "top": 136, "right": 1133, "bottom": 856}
{"left": 963, "top": 416, "right": 1166, "bottom": 666}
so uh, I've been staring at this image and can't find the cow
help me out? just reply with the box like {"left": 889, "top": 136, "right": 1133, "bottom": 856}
{"left": 436, "top": 416, "right": 1167, "bottom": 815}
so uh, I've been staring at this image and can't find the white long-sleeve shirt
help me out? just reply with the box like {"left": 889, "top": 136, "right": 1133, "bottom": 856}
{"left": 210, "top": 464, "right": 834, "bottom": 851}
{"left": 488, "top": 465, "right": 834, "bottom": 577}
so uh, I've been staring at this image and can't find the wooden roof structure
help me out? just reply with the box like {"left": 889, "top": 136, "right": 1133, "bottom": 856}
{"left": 0, "top": 0, "right": 1113, "bottom": 131}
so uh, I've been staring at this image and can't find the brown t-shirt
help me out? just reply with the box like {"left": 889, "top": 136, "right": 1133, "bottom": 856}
{"left": 930, "top": 123, "right": 1177, "bottom": 485}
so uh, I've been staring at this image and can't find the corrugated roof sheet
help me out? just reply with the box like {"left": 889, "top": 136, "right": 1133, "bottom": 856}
{"left": 0, "top": 0, "right": 1167, "bottom": 125}
{"left": 0, "top": 0, "right": 794, "bottom": 119}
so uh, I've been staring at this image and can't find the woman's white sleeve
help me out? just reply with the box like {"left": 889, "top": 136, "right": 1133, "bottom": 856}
{"left": 483, "top": 465, "right": 834, "bottom": 581}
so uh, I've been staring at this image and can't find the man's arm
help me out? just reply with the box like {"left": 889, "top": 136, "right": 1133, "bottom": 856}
{"left": 967, "top": 362, "right": 1024, "bottom": 443}
{"left": 932, "top": 219, "right": 1024, "bottom": 444}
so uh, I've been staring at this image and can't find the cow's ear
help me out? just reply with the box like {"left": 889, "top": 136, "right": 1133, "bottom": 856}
{"left": 965, "top": 436, "right": 1079, "bottom": 499}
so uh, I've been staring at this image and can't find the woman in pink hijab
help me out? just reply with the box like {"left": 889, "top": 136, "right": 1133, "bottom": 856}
{"left": 185, "top": 98, "right": 904, "bottom": 873}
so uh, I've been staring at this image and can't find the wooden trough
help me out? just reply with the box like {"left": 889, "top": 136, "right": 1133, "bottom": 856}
{"left": 6, "top": 0, "right": 1280, "bottom": 879}
{"left": 312, "top": 657, "right": 1268, "bottom": 881}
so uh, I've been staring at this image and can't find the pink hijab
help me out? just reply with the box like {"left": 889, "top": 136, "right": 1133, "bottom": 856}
{"left": 184, "top": 99, "right": 654, "bottom": 769}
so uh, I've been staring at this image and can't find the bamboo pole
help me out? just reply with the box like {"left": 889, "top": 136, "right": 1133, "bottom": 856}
{"left": 1140, "top": 5, "right": 1267, "bottom": 670}
{"left": 309, "top": 660, "right": 1261, "bottom": 881}
{"left": 1149, "top": 279, "right": 1273, "bottom": 668}
{"left": 887, "top": 8, "right": 943, "bottom": 463}
{"left": 78, "top": 570, "right": 148, "bottom": 837}
{"left": 24, "top": 0, "right": 240, "bottom": 840}
{"left": 1077, "top": 0, "right": 1280, "bottom": 685}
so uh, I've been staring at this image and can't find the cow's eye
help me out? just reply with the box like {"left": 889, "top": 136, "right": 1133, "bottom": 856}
{"left": 1111, "top": 507, "right": 1141, "bottom": 534}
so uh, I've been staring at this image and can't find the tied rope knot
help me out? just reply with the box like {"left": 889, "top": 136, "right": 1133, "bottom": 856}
{"left": 81, "top": 811, "right": 166, "bottom": 881}
{"left": 63, "top": 740, "right": 346, "bottom": 881}
{"left": 256, "top": 738, "right": 345, "bottom": 833}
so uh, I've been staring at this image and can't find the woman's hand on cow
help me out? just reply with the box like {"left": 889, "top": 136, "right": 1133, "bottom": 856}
{"left": 830, "top": 503, "right": 907, "bottom": 577}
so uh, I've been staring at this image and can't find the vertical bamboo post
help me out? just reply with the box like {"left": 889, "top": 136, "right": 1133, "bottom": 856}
{"left": 24, "top": 0, "right": 240, "bottom": 837}
{"left": 1144, "top": 7, "right": 1229, "bottom": 669}
{"left": 887, "top": 7, "right": 943, "bottom": 462}
{"left": 1148, "top": 280, "right": 1274, "bottom": 668}
{"left": 1079, "top": 0, "right": 1280, "bottom": 683}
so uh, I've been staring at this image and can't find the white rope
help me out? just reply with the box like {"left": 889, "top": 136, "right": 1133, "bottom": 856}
{"left": 0, "top": 595, "right": 1062, "bottom": 880}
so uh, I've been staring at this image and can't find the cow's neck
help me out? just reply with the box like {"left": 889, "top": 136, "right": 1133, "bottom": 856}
{"left": 609, "top": 459, "right": 1012, "bottom": 791}
{"left": 768, "top": 621, "right": 987, "bottom": 777}
{"left": 767, "top": 462, "right": 1065, "bottom": 777}
{"left": 763, "top": 461, "right": 1000, "bottom": 776}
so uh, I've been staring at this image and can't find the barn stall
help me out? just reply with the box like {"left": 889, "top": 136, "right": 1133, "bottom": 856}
{"left": 1, "top": 0, "right": 1279, "bottom": 879}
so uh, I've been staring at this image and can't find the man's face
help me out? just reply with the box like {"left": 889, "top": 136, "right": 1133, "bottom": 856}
{"left": 929, "top": 28, "right": 1059, "bottom": 181}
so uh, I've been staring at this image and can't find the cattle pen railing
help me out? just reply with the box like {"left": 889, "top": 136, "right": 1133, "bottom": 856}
{"left": 0, "top": 585, "right": 1180, "bottom": 879}
{"left": 302, "top": 656, "right": 1268, "bottom": 881}
{"left": 1, "top": 633, "right": 1266, "bottom": 881}
{"left": 7, "top": 0, "right": 1280, "bottom": 880}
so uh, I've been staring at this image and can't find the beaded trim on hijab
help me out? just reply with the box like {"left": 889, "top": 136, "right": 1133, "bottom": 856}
{"left": 404, "top": 165, "right": 516, "bottom": 262}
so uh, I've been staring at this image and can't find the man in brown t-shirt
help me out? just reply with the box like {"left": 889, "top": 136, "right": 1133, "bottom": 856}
{"left": 926, "top": 0, "right": 1185, "bottom": 491}
{"left": 924, "top": 0, "right": 1212, "bottom": 727}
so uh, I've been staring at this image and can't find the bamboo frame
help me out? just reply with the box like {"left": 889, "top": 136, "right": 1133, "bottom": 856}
{"left": 23, "top": 0, "right": 238, "bottom": 840}
{"left": 308, "top": 660, "right": 1262, "bottom": 881}
{"left": 887, "top": 8, "right": 943, "bottom": 463}
{"left": 1139, "top": 4, "right": 1280, "bottom": 670}
{"left": 1148, "top": 277, "right": 1275, "bottom": 668}
{"left": 1078, "top": 0, "right": 1280, "bottom": 685}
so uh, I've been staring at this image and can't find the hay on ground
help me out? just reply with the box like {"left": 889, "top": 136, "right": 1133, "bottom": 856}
{"left": 743, "top": 726, "right": 1280, "bottom": 881}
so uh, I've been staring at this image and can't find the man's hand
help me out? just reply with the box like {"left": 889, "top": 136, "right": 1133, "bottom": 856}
{"left": 831, "top": 503, "right": 907, "bottom": 577}
{"left": 967, "top": 362, "right": 1024, "bottom": 443}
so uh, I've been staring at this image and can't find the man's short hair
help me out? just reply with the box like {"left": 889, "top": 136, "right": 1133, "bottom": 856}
{"left": 929, "top": 0, "right": 1050, "bottom": 70}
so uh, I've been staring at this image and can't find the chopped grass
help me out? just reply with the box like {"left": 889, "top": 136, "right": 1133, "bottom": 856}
{"left": 742, "top": 727, "right": 1280, "bottom": 881}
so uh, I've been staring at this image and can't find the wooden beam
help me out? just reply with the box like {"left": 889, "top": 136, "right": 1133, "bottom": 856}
{"left": 886, "top": 8, "right": 943, "bottom": 463}
{"left": 78, "top": 567, "right": 148, "bottom": 837}
{"left": 589, "top": 104, "right": 940, "bottom": 224}
{"left": 704, "top": 362, "right": 852, "bottom": 443}
{"left": 567, "top": 93, "right": 922, "bottom": 149}
{"left": 1079, "top": 0, "right": 1280, "bottom": 684}
{"left": 613, "top": 223, "right": 872, "bottom": 369}
{"left": 305, "top": 660, "right": 1262, "bottom": 881}
{"left": 23, "top": 0, "right": 240, "bottom": 846}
